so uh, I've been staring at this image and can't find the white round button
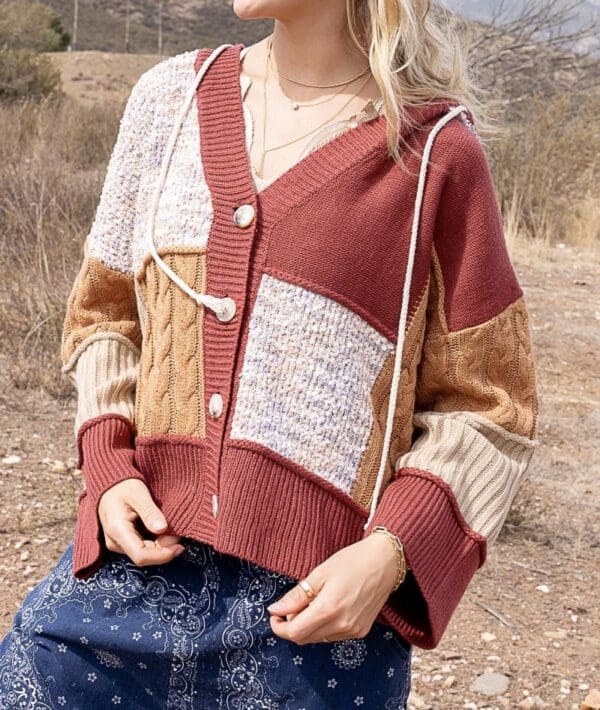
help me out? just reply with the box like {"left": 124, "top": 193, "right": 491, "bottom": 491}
{"left": 233, "top": 204, "right": 255, "bottom": 228}
{"left": 208, "top": 392, "right": 223, "bottom": 419}
{"left": 216, "top": 296, "right": 236, "bottom": 322}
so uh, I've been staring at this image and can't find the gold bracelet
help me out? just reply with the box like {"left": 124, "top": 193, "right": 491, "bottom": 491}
{"left": 370, "top": 525, "right": 410, "bottom": 591}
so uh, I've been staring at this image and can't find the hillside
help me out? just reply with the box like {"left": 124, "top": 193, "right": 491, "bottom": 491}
{"left": 41, "top": 0, "right": 600, "bottom": 55}
{"left": 44, "top": 0, "right": 274, "bottom": 54}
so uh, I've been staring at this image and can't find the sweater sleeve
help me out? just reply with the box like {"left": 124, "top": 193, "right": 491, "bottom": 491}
{"left": 60, "top": 69, "right": 155, "bottom": 578}
{"left": 363, "top": 122, "right": 540, "bottom": 649}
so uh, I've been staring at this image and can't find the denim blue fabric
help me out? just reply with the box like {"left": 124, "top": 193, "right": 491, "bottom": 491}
{"left": 0, "top": 537, "right": 412, "bottom": 709}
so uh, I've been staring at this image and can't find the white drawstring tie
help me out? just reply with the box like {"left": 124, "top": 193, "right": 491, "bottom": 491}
{"left": 145, "top": 43, "right": 235, "bottom": 321}
{"left": 144, "top": 42, "right": 466, "bottom": 530}
{"left": 363, "top": 102, "right": 468, "bottom": 530}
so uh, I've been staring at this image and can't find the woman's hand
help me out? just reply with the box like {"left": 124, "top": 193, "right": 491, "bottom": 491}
{"left": 266, "top": 533, "right": 400, "bottom": 644}
{"left": 97, "top": 478, "right": 185, "bottom": 566}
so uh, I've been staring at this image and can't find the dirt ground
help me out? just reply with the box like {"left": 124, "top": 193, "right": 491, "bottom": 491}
{"left": 1, "top": 237, "right": 598, "bottom": 709}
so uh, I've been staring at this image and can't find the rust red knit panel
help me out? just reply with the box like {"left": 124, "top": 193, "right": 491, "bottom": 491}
{"left": 429, "top": 121, "right": 523, "bottom": 331}
{"left": 73, "top": 413, "right": 146, "bottom": 577}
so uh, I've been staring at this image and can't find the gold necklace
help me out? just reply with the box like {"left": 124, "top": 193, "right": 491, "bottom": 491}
{"left": 267, "top": 41, "right": 356, "bottom": 111}
{"left": 268, "top": 36, "right": 371, "bottom": 88}
{"left": 254, "top": 41, "right": 374, "bottom": 180}
{"left": 267, "top": 37, "right": 371, "bottom": 110}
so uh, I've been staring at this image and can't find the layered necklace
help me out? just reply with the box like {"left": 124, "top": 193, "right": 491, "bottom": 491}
{"left": 253, "top": 36, "right": 375, "bottom": 180}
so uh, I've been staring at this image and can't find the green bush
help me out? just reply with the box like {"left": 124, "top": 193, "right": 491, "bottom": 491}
{"left": 0, "top": 48, "right": 61, "bottom": 101}
{"left": 0, "top": 0, "right": 69, "bottom": 52}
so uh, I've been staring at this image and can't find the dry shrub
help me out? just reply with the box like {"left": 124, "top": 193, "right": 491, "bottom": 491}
{"left": 0, "top": 48, "right": 62, "bottom": 101}
{"left": 488, "top": 89, "right": 600, "bottom": 246}
{"left": 0, "top": 95, "right": 123, "bottom": 395}
{"left": 0, "top": 0, "right": 70, "bottom": 52}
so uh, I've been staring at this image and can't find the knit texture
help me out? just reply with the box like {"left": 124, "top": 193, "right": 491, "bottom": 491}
{"left": 60, "top": 43, "right": 539, "bottom": 649}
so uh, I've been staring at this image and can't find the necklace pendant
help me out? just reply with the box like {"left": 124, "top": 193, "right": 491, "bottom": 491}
{"left": 291, "top": 101, "right": 299, "bottom": 110}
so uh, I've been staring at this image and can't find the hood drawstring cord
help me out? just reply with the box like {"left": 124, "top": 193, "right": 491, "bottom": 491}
{"left": 145, "top": 44, "right": 234, "bottom": 322}
{"left": 363, "top": 102, "right": 468, "bottom": 530}
{"left": 144, "top": 42, "right": 466, "bottom": 531}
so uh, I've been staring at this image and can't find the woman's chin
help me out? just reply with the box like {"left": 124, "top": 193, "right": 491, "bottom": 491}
{"left": 232, "top": 0, "right": 274, "bottom": 21}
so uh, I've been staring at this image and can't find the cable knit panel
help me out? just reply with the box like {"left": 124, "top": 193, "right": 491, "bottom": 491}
{"left": 414, "top": 247, "right": 538, "bottom": 437}
{"left": 229, "top": 273, "right": 395, "bottom": 495}
{"left": 61, "top": 255, "right": 142, "bottom": 374}
{"left": 134, "top": 247, "right": 208, "bottom": 438}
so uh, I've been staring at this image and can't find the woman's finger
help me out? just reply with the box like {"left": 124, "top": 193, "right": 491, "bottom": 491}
{"left": 269, "top": 581, "right": 336, "bottom": 644}
{"left": 123, "top": 482, "right": 169, "bottom": 535}
{"left": 267, "top": 571, "right": 325, "bottom": 617}
{"left": 111, "top": 511, "right": 184, "bottom": 566}
{"left": 153, "top": 533, "right": 183, "bottom": 548}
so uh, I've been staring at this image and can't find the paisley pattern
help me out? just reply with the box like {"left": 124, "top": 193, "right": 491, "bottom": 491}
{"left": 0, "top": 539, "right": 412, "bottom": 709}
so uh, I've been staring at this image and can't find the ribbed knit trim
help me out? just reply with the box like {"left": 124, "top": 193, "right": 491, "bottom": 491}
{"left": 194, "top": 45, "right": 259, "bottom": 507}
{"left": 363, "top": 466, "right": 486, "bottom": 649}
{"left": 72, "top": 432, "right": 486, "bottom": 649}
{"left": 76, "top": 412, "right": 147, "bottom": 497}
{"left": 197, "top": 44, "right": 461, "bottom": 224}
{"left": 73, "top": 413, "right": 147, "bottom": 578}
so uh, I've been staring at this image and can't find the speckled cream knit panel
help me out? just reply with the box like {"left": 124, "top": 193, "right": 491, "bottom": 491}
{"left": 131, "top": 53, "right": 216, "bottom": 275}
{"left": 61, "top": 255, "right": 142, "bottom": 374}
{"left": 69, "top": 338, "right": 139, "bottom": 437}
{"left": 229, "top": 273, "right": 395, "bottom": 494}
{"left": 350, "top": 282, "right": 429, "bottom": 508}
{"left": 83, "top": 65, "right": 159, "bottom": 276}
{"left": 134, "top": 247, "right": 207, "bottom": 438}
{"left": 396, "top": 410, "right": 536, "bottom": 543}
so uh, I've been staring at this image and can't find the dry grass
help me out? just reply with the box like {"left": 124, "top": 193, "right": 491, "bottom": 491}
{"left": 0, "top": 93, "right": 123, "bottom": 395}
{"left": 489, "top": 89, "right": 600, "bottom": 247}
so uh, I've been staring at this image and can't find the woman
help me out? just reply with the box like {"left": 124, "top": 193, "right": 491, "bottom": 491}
{"left": 0, "top": 0, "right": 539, "bottom": 708}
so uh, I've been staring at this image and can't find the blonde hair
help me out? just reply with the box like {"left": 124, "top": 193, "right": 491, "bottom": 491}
{"left": 345, "top": 0, "right": 493, "bottom": 169}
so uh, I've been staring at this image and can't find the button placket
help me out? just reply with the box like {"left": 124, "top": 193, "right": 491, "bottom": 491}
{"left": 205, "top": 203, "right": 258, "bottom": 519}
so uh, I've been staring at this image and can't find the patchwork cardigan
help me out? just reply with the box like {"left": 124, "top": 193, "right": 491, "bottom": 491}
{"left": 60, "top": 42, "right": 539, "bottom": 650}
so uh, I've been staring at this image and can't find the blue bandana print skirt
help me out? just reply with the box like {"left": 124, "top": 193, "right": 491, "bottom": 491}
{"left": 0, "top": 537, "right": 412, "bottom": 709}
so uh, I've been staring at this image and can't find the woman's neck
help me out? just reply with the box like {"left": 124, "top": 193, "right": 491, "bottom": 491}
{"left": 268, "top": 14, "right": 369, "bottom": 87}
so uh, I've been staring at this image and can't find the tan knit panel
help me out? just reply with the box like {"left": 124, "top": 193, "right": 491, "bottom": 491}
{"left": 396, "top": 410, "right": 536, "bottom": 543}
{"left": 350, "top": 283, "right": 429, "bottom": 508}
{"left": 416, "top": 249, "right": 539, "bottom": 439}
{"left": 71, "top": 338, "right": 139, "bottom": 436}
{"left": 61, "top": 255, "right": 142, "bottom": 372}
{"left": 134, "top": 247, "right": 207, "bottom": 438}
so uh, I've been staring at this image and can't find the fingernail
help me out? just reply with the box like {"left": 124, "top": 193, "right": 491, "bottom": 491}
{"left": 151, "top": 518, "right": 166, "bottom": 530}
{"left": 267, "top": 602, "right": 279, "bottom": 613}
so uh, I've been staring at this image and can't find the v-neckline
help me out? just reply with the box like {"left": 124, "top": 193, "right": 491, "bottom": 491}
{"left": 194, "top": 43, "right": 465, "bottom": 229}
{"left": 196, "top": 43, "right": 389, "bottom": 223}
{"left": 240, "top": 74, "right": 384, "bottom": 192}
